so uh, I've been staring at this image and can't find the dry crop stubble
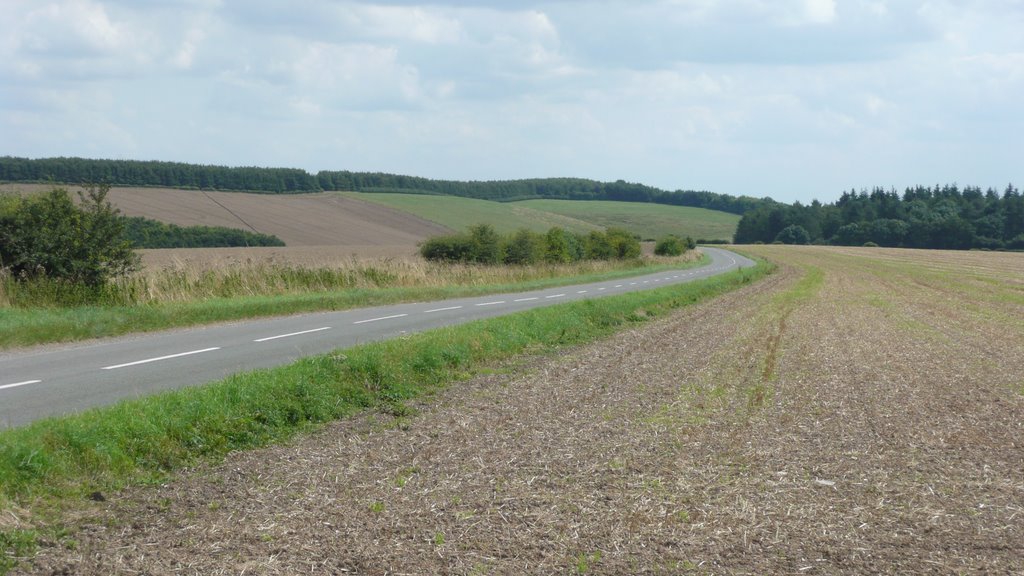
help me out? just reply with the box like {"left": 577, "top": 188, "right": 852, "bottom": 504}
{"left": 18, "top": 246, "right": 1024, "bottom": 574}
{"left": 127, "top": 249, "right": 697, "bottom": 304}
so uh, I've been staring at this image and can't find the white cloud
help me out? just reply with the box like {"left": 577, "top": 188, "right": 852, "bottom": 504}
{"left": 0, "top": 0, "right": 1021, "bottom": 202}
{"left": 801, "top": 0, "right": 837, "bottom": 24}
{"left": 355, "top": 5, "right": 465, "bottom": 44}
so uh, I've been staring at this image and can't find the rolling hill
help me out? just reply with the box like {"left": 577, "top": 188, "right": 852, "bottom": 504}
{"left": 349, "top": 193, "right": 740, "bottom": 241}
{"left": 2, "top": 184, "right": 741, "bottom": 247}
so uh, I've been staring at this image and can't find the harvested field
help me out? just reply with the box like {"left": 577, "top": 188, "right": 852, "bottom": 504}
{"left": 0, "top": 184, "right": 452, "bottom": 247}
{"left": 18, "top": 246, "right": 1024, "bottom": 574}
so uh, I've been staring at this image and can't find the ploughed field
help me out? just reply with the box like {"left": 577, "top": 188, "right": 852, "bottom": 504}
{"left": 0, "top": 184, "right": 452, "bottom": 248}
{"left": 20, "top": 246, "right": 1024, "bottom": 574}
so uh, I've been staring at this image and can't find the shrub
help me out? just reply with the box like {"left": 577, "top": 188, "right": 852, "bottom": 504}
{"left": 544, "top": 227, "right": 572, "bottom": 263}
{"left": 0, "top": 185, "right": 138, "bottom": 287}
{"left": 654, "top": 236, "right": 686, "bottom": 256}
{"left": 421, "top": 225, "right": 643, "bottom": 264}
{"left": 585, "top": 230, "right": 615, "bottom": 260}
{"left": 774, "top": 224, "right": 811, "bottom": 245}
{"left": 468, "top": 224, "right": 502, "bottom": 264}
{"left": 605, "top": 227, "right": 642, "bottom": 259}
{"left": 503, "top": 228, "right": 544, "bottom": 265}
{"left": 419, "top": 234, "right": 475, "bottom": 262}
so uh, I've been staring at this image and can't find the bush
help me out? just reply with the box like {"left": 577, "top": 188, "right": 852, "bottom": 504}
{"left": 419, "top": 234, "right": 475, "bottom": 262}
{"left": 605, "top": 227, "right": 642, "bottom": 259}
{"left": 0, "top": 185, "right": 139, "bottom": 287}
{"left": 420, "top": 225, "right": 643, "bottom": 264}
{"left": 544, "top": 227, "right": 572, "bottom": 263}
{"left": 654, "top": 235, "right": 689, "bottom": 256}
{"left": 468, "top": 224, "right": 502, "bottom": 264}
{"left": 774, "top": 224, "right": 811, "bottom": 245}
{"left": 585, "top": 230, "right": 614, "bottom": 260}
{"left": 503, "top": 228, "right": 544, "bottom": 265}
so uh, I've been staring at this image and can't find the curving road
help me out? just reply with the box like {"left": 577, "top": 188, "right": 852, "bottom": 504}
{"left": 0, "top": 247, "right": 754, "bottom": 428}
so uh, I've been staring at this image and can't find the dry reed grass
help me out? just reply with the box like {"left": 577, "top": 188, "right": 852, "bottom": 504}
{"left": 0, "top": 245, "right": 696, "bottom": 307}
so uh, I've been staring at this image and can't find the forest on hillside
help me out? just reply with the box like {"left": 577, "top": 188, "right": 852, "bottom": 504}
{"left": 735, "top": 184, "right": 1024, "bottom": 250}
{"left": 0, "top": 156, "right": 764, "bottom": 215}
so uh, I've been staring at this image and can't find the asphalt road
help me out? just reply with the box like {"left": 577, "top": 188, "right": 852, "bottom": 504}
{"left": 0, "top": 247, "right": 754, "bottom": 428}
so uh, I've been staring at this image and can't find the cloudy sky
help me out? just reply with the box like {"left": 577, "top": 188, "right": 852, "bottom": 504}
{"left": 1, "top": 1, "right": 1021, "bottom": 203}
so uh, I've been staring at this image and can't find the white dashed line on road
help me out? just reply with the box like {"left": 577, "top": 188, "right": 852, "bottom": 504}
{"left": 353, "top": 314, "right": 408, "bottom": 325}
{"left": 424, "top": 306, "right": 463, "bottom": 313}
{"left": 102, "top": 348, "right": 221, "bottom": 370}
{"left": 0, "top": 380, "right": 41, "bottom": 391}
{"left": 254, "top": 327, "right": 331, "bottom": 342}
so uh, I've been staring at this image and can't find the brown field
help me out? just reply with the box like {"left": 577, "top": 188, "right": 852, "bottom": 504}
{"left": 0, "top": 184, "right": 452, "bottom": 247}
{"left": 18, "top": 246, "right": 1024, "bottom": 574}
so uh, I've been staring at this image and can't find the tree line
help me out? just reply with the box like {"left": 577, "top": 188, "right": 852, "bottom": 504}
{"left": 420, "top": 225, "right": 646, "bottom": 265}
{"left": 734, "top": 184, "right": 1024, "bottom": 250}
{"left": 0, "top": 157, "right": 318, "bottom": 193}
{"left": 124, "top": 218, "right": 285, "bottom": 249}
{"left": 1, "top": 156, "right": 765, "bottom": 215}
{"left": 317, "top": 171, "right": 764, "bottom": 215}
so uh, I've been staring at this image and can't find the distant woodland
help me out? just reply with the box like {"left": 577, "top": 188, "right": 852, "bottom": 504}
{"left": 3, "top": 157, "right": 1020, "bottom": 251}
{"left": 735, "top": 184, "right": 1024, "bottom": 250}
{"left": 0, "top": 156, "right": 764, "bottom": 215}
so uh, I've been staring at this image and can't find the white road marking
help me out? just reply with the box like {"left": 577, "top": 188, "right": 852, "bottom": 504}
{"left": 424, "top": 306, "right": 463, "bottom": 313}
{"left": 476, "top": 301, "right": 506, "bottom": 307}
{"left": 577, "top": 290, "right": 588, "bottom": 294}
{"left": 598, "top": 287, "right": 607, "bottom": 291}
{"left": 0, "top": 380, "right": 41, "bottom": 391}
{"left": 353, "top": 314, "right": 408, "bottom": 325}
{"left": 545, "top": 293, "right": 566, "bottom": 299}
{"left": 102, "top": 347, "right": 221, "bottom": 370}
{"left": 254, "top": 327, "right": 331, "bottom": 342}
{"left": 514, "top": 297, "right": 539, "bottom": 302}
{"left": 614, "top": 285, "right": 623, "bottom": 288}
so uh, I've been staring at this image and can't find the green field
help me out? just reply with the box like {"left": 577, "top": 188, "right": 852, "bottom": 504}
{"left": 342, "top": 192, "right": 600, "bottom": 234}
{"left": 345, "top": 192, "right": 740, "bottom": 240}
{"left": 517, "top": 199, "right": 741, "bottom": 241}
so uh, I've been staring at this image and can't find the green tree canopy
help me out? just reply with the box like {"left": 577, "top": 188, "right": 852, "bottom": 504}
{"left": 0, "top": 185, "right": 139, "bottom": 286}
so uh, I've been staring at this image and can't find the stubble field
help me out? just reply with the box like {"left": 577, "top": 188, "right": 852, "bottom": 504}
{"left": 16, "top": 246, "right": 1024, "bottom": 574}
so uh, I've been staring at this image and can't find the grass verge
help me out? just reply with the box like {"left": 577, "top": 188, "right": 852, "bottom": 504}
{"left": 0, "top": 261, "right": 771, "bottom": 572}
{"left": 0, "top": 256, "right": 706, "bottom": 350}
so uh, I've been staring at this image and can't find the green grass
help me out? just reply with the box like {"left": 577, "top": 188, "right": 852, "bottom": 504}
{"left": 345, "top": 192, "right": 742, "bottom": 240}
{"left": 0, "top": 257, "right": 707, "bottom": 350}
{"left": 343, "top": 192, "right": 600, "bottom": 234}
{"left": 517, "top": 199, "right": 741, "bottom": 241}
{"left": 0, "top": 261, "right": 771, "bottom": 573}
{"left": 0, "top": 529, "right": 37, "bottom": 573}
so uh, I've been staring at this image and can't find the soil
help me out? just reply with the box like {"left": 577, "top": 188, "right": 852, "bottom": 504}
{"left": 16, "top": 246, "right": 1024, "bottom": 574}
{"left": 0, "top": 184, "right": 452, "bottom": 247}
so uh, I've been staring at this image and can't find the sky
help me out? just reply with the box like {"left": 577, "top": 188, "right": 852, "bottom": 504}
{"left": 1, "top": 1, "right": 1021, "bottom": 204}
